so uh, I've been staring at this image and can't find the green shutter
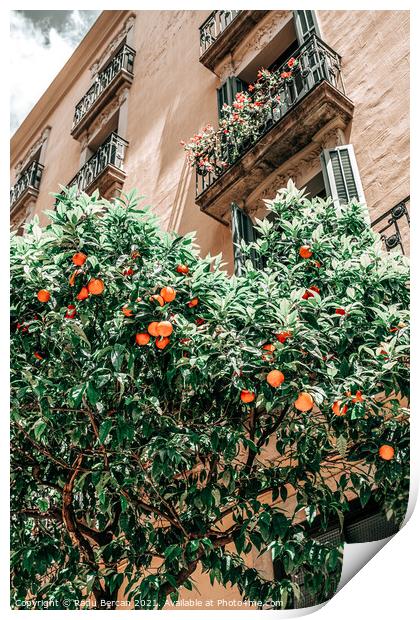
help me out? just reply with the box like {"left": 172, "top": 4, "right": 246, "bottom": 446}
{"left": 218, "top": 77, "right": 247, "bottom": 118}
{"left": 294, "top": 10, "right": 320, "bottom": 45}
{"left": 231, "top": 202, "right": 258, "bottom": 276}
{"left": 320, "top": 145, "right": 366, "bottom": 206}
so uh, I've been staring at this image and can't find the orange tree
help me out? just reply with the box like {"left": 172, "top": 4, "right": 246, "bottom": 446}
{"left": 10, "top": 184, "right": 409, "bottom": 610}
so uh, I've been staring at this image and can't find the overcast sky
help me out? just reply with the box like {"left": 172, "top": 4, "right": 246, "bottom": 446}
{"left": 10, "top": 10, "right": 100, "bottom": 135}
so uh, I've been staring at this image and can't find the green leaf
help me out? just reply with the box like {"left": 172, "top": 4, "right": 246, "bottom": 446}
{"left": 99, "top": 419, "right": 113, "bottom": 443}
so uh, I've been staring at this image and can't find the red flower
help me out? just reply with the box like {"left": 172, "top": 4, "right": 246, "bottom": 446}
{"left": 248, "top": 83, "right": 255, "bottom": 92}
{"left": 309, "top": 285, "right": 320, "bottom": 294}
{"left": 287, "top": 57, "right": 296, "bottom": 68}
{"left": 280, "top": 71, "right": 292, "bottom": 79}
{"left": 195, "top": 318, "right": 205, "bottom": 326}
{"left": 335, "top": 308, "right": 346, "bottom": 316}
{"left": 123, "top": 268, "right": 134, "bottom": 277}
{"left": 65, "top": 304, "right": 77, "bottom": 319}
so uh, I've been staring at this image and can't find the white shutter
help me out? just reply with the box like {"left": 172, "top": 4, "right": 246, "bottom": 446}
{"left": 231, "top": 202, "right": 258, "bottom": 275}
{"left": 320, "top": 144, "right": 366, "bottom": 207}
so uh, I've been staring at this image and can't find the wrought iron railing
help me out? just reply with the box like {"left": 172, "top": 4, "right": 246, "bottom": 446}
{"left": 199, "top": 10, "right": 241, "bottom": 56}
{"left": 72, "top": 44, "right": 135, "bottom": 130}
{"left": 371, "top": 197, "right": 410, "bottom": 255}
{"left": 10, "top": 161, "right": 44, "bottom": 209}
{"left": 196, "top": 35, "right": 343, "bottom": 196}
{"left": 67, "top": 133, "right": 128, "bottom": 194}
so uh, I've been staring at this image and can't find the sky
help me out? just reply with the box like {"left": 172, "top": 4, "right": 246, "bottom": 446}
{"left": 10, "top": 10, "right": 100, "bottom": 135}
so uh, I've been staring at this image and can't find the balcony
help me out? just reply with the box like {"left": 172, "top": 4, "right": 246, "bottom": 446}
{"left": 67, "top": 133, "right": 128, "bottom": 198}
{"left": 10, "top": 161, "right": 44, "bottom": 213}
{"left": 71, "top": 44, "right": 135, "bottom": 140}
{"left": 371, "top": 197, "right": 410, "bottom": 255}
{"left": 199, "top": 10, "right": 269, "bottom": 72}
{"left": 194, "top": 36, "right": 354, "bottom": 224}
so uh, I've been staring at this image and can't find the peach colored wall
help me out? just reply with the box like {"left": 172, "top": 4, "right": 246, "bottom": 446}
{"left": 317, "top": 10, "right": 409, "bottom": 221}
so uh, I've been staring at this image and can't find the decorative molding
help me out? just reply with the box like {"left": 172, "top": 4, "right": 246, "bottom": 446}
{"left": 14, "top": 127, "right": 51, "bottom": 176}
{"left": 85, "top": 87, "right": 130, "bottom": 143}
{"left": 90, "top": 13, "right": 136, "bottom": 78}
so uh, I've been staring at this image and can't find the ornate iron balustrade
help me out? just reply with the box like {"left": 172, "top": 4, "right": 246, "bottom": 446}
{"left": 196, "top": 35, "right": 344, "bottom": 197}
{"left": 72, "top": 44, "right": 135, "bottom": 131}
{"left": 67, "top": 133, "right": 128, "bottom": 194}
{"left": 10, "top": 161, "right": 44, "bottom": 209}
{"left": 199, "top": 10, "right": 241, "bottom": 56}
{"left": 371, "top": 197, "right": 410, "bottom": 255}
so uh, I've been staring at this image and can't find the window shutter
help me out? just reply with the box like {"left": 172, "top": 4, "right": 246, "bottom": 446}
{"left": 218, "top": 77, "right": 247, "bottom": 117}
{"left": 231, "top": 202, "right": 258, "bottom": 276}
{"left": 320, "top": 144, "right": 366, "bottom": 206}
{"left": 294, "top": 10, "right": 320, "bottom": 45}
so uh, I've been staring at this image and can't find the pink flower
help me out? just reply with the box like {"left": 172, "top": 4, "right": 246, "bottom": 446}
{"left": 281, "top": 71, "right": 292, "bottom": 79}
{"left": 287, "top": 57, "right": 296, "bottom": 68}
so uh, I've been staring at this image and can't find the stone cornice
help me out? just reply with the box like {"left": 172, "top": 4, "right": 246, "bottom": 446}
{"left": 10, "top": 10, "right": 132, "bottom": 164}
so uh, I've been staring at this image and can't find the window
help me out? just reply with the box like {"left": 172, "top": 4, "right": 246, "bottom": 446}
{"left": 294, "top": 10, "right": 320, "bottom": 45}
{"left": 217, "top": 76, "right": 248, "bottom": 118}
{"left": 273, "top": 497, "right": 400, "bottom": 609}
{"left": 320, "top": 144, "right": 366, "bottom": 206}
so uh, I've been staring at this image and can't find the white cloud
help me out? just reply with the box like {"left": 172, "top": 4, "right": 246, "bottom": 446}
{"left": 10, "top": 11, "right": 99, "bottom": 135}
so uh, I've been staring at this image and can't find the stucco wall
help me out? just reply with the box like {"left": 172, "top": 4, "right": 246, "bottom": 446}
{"left": 318, "top": 10, "right": 409, "bottom": 222}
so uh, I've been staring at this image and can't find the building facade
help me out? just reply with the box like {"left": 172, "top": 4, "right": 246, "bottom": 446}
{"left": 10, "top": 10, "right": 409, "bottom": 608}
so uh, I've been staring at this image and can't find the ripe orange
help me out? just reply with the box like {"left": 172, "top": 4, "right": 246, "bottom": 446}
{"left": 240, "top": 390, "right": 255, "bottom": 404}
{"left": 262, "top": 344, "right": 275, "bottom": 353}
{"left": 37, "top": 289, "right": 50, "bottom": 303}
{"left": 72, "top": 252, "right": 87, "bottom": 266}
{"left": 176, "top": 264, "right": 189, "bottom": 274}
{"left": 160, "top": 286, "right": 176, "bottom": 302}
{"left": 187, "top": 297, "right": 199, "bottom": 308}
{"left": 294, "top": 392, "right": 314, "bottom": 412}
{"left": 87, "top": 279, "right": 104, "bottom": 295}
{"left": 276, "top": 331, "right": 292, "bottom": 344}
{"left": 76, "top": 286, "right": 89, "bottom": 301}
{"left": 266, "top": 370, "right": 285, "bottom": 388}
{"left": 150, "top": 294, "right": 165, "bottom": 306}
{"left": 34, "top": 351, "right": 43, "bottom": 360}
{"left": 378, "top": 444, "right": 395, "bottom": 461}
{"left": 335, "top": 308, "right": 346, "bottom": 316}
{"left": 123, "top": 268, "right": 134, "bottom": 277}
{"left": 147, "top": 322, "right": 160, "bottom": 337}
{"left": 155, "top": 336, "right": 170, "bottom": 349}
{"left": 135, "top": 333, "right": 150, "bottom": 346}
{"left": 332, "top": 400, "right": 348, "bottom": 416}
{"left": 69, "top": 269, "right": 82, "bottom": 287}
{"left": 299, "top": 245, "right": 313, "bottom": 259}
{"left": 122, "top": 305, "right": 133, "bottom": 317}
{"left": 352, "top": 390, "right": 364, "bottom": 403}
{"left": 157, "top": 321, "right": 173, "bottom": 337}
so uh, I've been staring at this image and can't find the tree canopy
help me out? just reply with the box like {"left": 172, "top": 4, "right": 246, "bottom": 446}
{"left": 10, "top": 184, "right": 409, "bottom": 610}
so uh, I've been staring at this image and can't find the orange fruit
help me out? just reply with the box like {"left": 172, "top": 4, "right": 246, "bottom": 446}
{"left": 378, "top": 444, "right": 395, "bottom": 461}
{"left": 176, "top": 264, "right": 189, "bottom": 274}
{"left": 72, "top": 252, "right": 87, "bottom": 266}
{"left": 87, "top": 279, "right": 104, "bottom": 295}
{"left": 150, "top": 294, "right": 165, "bottom": 306}
{"left": 276, "top": 331, "right": 292, "bottom": 344}
{"left": 187, "top": 297, "right": 199, "bottom": 308}
{"left": 266, "top": 369, "right": 285, "bottom": 388}
{"left": 156, "top": 336, "right": 170, "bottom": 349}
{"left": 352, "top": 390, "right": 364, "bottom": 403}
{"left": 240, "top": 390, "right": 255, "bottom": 404}
{"left": 147, "top": 322, "right": 160, "bottom": 337}
{"left": 332, "top": 400, "right": 348, "bottom": 416}
{"left": 262, "top": 344, "right": 275, "bottom": 353}
{"left": 135, "top": 333, "right": 150, "bottom": 346}
{"left": 160, "top": 286, "right": 176, "bottom": 302}
{"left": 37, "top": 289, "right": 50, "bottom": 303}
{"left": 76, "top": 286, "right": 89, "bottom": 301}
{"left": 157, "top": 321, "right": 173, "bottom": 337}
{"left": 294, "top": 392, "right": 314, "bottom": 412}
{"left": 122, "top": 305, "right": 133, "bottom": 317}
{"left": 34, "top": 351, "right": 43, "bottom": 360}
{"left": 123, "top": 268, "right": 134, "bottom": 277}
{"left": 299, "top": 245, "right": 313, "bottom": 259}
{"left": 335, "top": 308, "right": 346, "bottom": 316}
{"left": 69, "top": 269, "right": 82, "bottom": 287}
